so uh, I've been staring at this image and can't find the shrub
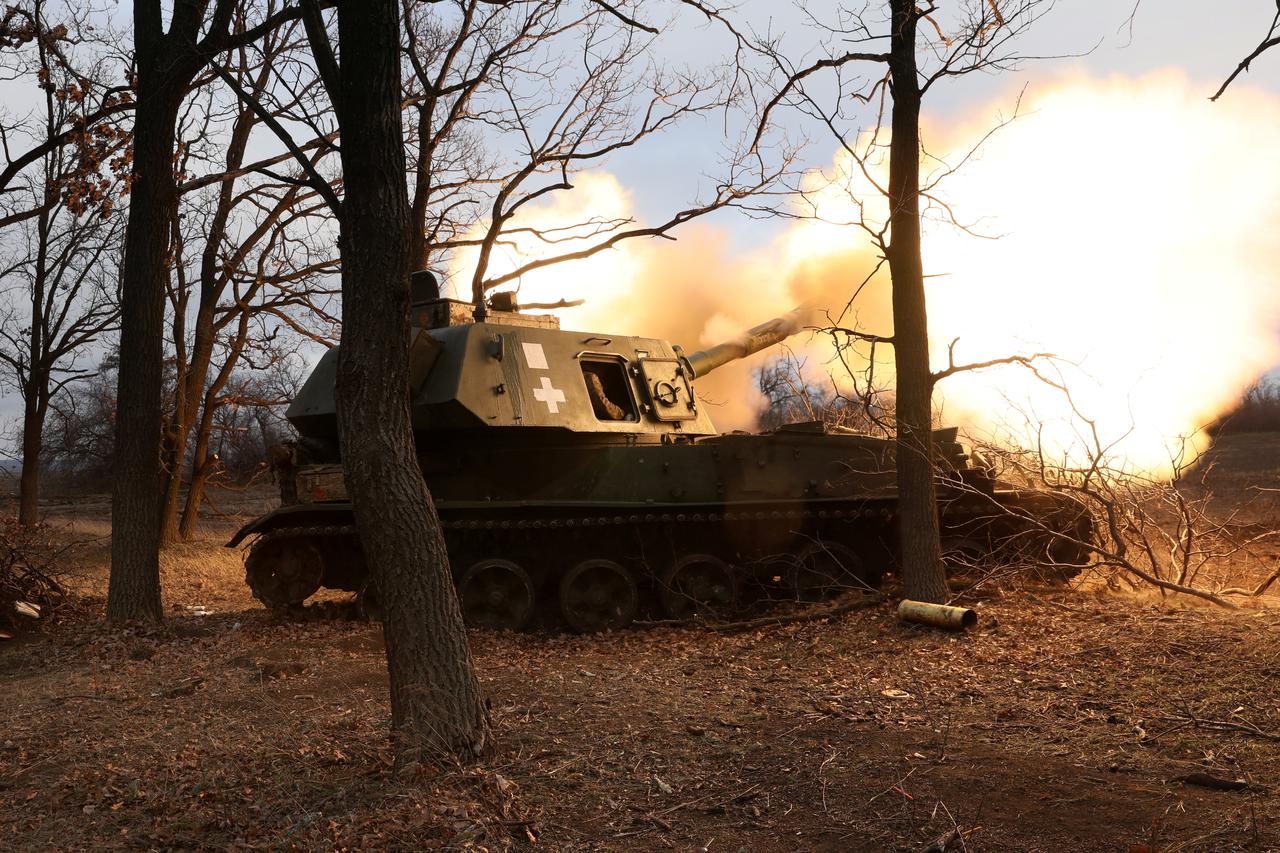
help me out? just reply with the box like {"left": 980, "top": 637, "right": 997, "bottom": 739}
{"left": 0, "top": 508, "right": 66, "bottom": 635}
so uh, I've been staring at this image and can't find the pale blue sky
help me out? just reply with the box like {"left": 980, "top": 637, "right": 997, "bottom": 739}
{"left": 608, "top": 1, "right": 1280, "bottom": 241}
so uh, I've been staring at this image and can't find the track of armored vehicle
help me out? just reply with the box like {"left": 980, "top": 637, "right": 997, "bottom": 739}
{"left": 228, "top": 274, "right": 1092, "bottom": 632}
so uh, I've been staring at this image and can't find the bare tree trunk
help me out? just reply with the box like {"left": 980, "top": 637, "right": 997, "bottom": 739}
{"left": 158, "top": 445, "right": 185, "bottom": 544}
{"left": 158, "top": 256, "right": 191, "bottom": 547}
{"left": 180, "top": 312, "right": 253, "bottom": 538}
{"left": 98, "top": 2, "right": 279, "bottom": 617}
{"left": 162, "top": 99, "right": 253, "bottom": 545}
{"left": 408, "top": 105, "right": 431, "bottom": 273}
{"left": 107, "top": 67, "right": 183, "bottom": 623}
{"left": 17, "top": 385, "right": 43, "bottom": 526}
{"left": 159, "top": 373, "right": 191, "bottom": 546}
{"left": 177, "top": 385, "right": 221, "bottom": 539}
{"left": 3, "top": 10, "right": 123, "bottom": 530}
{"left": 160, "top": 306, "right": 218, "bottom": 545}
{"left": 888, "top": 0, "right": 947, "bottom": 603}
{"left": 321, "top": 0, "right": 490, "bottom": 764}
{"left": 177, "top": 457, "right": 211, "bottom": 539}
{"left": 18, "top": 195, "right": 51, "bottom": 528}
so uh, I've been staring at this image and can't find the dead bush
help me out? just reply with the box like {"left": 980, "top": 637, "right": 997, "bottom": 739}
{"left": 0, "top": 506, "right": 67, "bottom": 635}
{"left": 963, "top": 404, "right": 1278, "bottom": 608}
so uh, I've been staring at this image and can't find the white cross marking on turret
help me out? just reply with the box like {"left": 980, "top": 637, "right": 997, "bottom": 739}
{"left": 532, "top": 375, "right": 566, "bottom": 414}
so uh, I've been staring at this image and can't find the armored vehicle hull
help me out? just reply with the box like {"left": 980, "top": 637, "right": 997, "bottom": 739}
{"left": 229, "top": 286, "right": 1091, "bottom": 631}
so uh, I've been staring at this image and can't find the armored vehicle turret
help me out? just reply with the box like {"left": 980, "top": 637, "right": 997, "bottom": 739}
{"left": 229, "top": 273, "right": 1091, "bottom": 631}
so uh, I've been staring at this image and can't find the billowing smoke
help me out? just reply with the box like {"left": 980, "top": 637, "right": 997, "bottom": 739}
{"left": 450, "top": 71, "right": 1280, "bottom": 473}
{"left": 444, "top": 177, "right": 860, "bottom": 426}
{"left": 922, "top": 70, "right": 1280, "bottom": 472}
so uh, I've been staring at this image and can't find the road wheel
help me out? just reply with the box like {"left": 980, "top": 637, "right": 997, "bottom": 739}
{"left": 660, "top": 554, "right": 737, "bottom": 620}
{"left": 245, "top": 535, "right": 324, "bottom": 609}
{"left": 789, "top": 541, "right": 877, "bottom": 602}
{"left": 940, "top": 536, "right": 988, "bottom": 576}
{"left": 559, "top": 559, "right": 638, "bottom": 633}
{"left": 1039, "top": 518, "right": 1094, "bottom": 581}
{"left": 458, "top": 558, "right": 536, "bottom": 631}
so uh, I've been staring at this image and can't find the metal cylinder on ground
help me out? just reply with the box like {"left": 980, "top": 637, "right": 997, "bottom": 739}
{"left": 897, "top": 599, "right": 978, "bottom": 631}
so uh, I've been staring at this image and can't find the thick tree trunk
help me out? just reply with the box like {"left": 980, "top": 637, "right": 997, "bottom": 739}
{"left": 329, "top": 0, "right": 490, "bottom": 764}
{"left": 888, "top": 0, "right": 947, "bottom": 604}
{"left": 107, "top": 81, "right": 183, "bottom": 623}
{"left": 19, "top": 200, "right": 52, "bottom": 528}
{"left": 17, "top": 387, "right": 43, "bottom": 526}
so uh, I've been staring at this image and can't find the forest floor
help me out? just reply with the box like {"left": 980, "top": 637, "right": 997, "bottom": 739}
{"left": 4, "top": 434, "right": 1280, "bottom": 851}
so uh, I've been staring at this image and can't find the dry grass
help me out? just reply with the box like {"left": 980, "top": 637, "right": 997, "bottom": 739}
{"left": 1184, "top": 433, "right": 1280, "bottom": 524}
{"left": 3, "top": 437, "right": 1280, "bottom": 850}
{"left": 5, "top": 579, "right": 1280, "bottom": 851}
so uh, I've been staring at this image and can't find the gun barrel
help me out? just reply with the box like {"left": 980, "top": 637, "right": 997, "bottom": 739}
{"left": 683, "top": 307, "right": 811, "bottom": 378}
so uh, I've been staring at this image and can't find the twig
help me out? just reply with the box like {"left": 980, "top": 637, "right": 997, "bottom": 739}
{"left": 1027, "top": 595, "right": 1084, "bottom": 614}
{"left": 652, "top": 783, "right": 761, "bottom": 818}
{"left": 633, "top": 593, "right": 882, "bottom": 632}
{"left": 1140, "top": 718, "right": 1193, "bottom": 744}
{"left": 922, "top": 827, "right": 962, "bottom": 852}
{"left": 1156, "top": 713, "right": 1280, "bottom": 742}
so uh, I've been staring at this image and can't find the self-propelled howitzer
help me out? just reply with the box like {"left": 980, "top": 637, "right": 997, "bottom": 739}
{"left": 229, "top": 273, "right": 1091, "bottom": 631}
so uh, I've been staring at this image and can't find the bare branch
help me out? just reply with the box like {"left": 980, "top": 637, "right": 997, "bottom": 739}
{"left": 1211, "top": 4, "right": 1280, "bottom": 101}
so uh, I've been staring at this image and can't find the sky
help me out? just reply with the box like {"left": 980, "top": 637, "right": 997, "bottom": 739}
{"left": 3, "top": 0, "right": 1280, "bottom": 469}
{"left": 592, "top": 1, "right": 1280, "bottom": 239}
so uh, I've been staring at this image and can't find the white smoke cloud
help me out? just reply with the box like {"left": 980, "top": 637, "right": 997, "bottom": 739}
{"left": 921, "top": 70, "right": 1280, "bottom": 471}
{"left": 449, "top": 71, "right": 1280, "bottom": 473}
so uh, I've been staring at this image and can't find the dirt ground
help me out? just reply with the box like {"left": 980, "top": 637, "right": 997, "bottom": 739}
{"left": 4, "top": 435, "right": 1280, "bottom": 851}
